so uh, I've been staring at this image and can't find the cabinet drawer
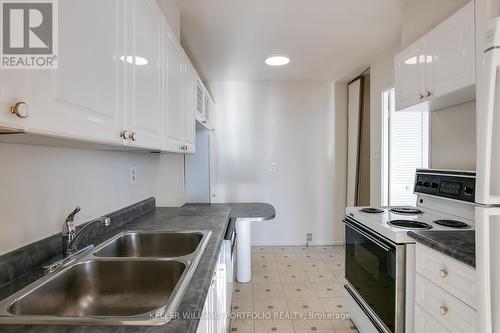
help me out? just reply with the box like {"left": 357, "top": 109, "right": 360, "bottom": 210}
{"left": 415, "top": 243, "right": 476, "bottom": 308}
{"left": 415, "top": 304, "right": 453, "bottom": 333}
{"left": 415, "top": 274, "right": 476, "bottom": 333}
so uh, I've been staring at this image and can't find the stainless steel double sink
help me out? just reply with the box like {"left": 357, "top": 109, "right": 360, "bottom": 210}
{"left": 0, "top": 230, "right": 212, "bottom": 326}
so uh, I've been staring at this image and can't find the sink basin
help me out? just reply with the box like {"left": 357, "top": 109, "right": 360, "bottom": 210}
{"left": 0, "top": 229, "right": 211, "bottom": 326}
{"left": 94, "top": 231, "right": 204, "bottom": 258}
{"left": 8, "top": 260, "right": 186, "bottom": 317}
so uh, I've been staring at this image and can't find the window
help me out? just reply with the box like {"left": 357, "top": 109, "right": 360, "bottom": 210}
{"left": 382, "top": 88, "right": 429, "bottom": 206}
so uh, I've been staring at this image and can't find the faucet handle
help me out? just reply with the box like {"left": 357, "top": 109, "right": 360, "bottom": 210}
{"left": 66, "top": 207, "right": 81, "bottom": 223}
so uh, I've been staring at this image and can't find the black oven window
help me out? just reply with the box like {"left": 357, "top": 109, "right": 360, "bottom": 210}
{"left": 345, "top": 225, "right": 396, "bottom": 332}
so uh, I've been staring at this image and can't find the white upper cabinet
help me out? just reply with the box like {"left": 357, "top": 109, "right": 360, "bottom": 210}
{"left": 184, "top": 62, "right": 196, "bottom": 153}
{"left": 395, "top": 1, "right": 475, "bottom": 111}
{"left": 26, "top": 0, "right": 124, "bottom": 144}
{"left": 164, "top": 30, "right": 185, "bottom": 152}
{"left": 0, "top": 70, "right": 28, "bottom": 131}
{"left": 0, "top": 0, "right": 206, "bottom": 153}
{"left": 203, "top": 92, "right": 211, "bottom": 127}
{"left": 124, "top": 0, "right": 164, "bottom": 149}
{"left": 163, "top": 27, "right": 198, "bottom": 154}
{"left": 195, "top": 81, "right": 205, "bottom": 123}
{"left": 395, "top": 38, "right": 427, "bottom": 110}
{"left": 426, "top": 1, "right": 475, "bottom": 100}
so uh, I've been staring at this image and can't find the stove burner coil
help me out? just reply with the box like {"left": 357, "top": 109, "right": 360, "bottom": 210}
{"left": 434, "top": 219, "right": 470, "bottom": 228}
{"left": 388, "top": 220, "right": 432, "bottom": 230}
{"left": 360, "top": 208, "right": 385, "bottom": 214}
{"left": 390, "top": 207, "right": 423, "bottom": 215}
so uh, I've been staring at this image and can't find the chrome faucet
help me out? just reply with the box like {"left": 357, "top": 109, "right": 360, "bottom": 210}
{"left": 62, "top": 207, "right": 111, "bottom": 257}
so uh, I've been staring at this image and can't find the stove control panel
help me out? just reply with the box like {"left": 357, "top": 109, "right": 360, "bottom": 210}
{"left": 414, "top": 169, "right": 476, "bottom": 202}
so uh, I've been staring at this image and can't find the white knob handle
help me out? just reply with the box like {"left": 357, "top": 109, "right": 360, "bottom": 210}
{"left": 10, "top": 102, "right": 29, "bottom": 118}
{"left": 440, "top": 306, "right": 448, "bottom": 316}
{"left": 128, "top": 132, "right": 136, "bottom": 141}
{"left": 120, "top": 130, "right": 129, "bottom": 139}
{"left": 440, "top": 269, "right": 448, "bottom": 278}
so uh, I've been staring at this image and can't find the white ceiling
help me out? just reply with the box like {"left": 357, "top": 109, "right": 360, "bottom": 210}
{"left": 177, "top": 0, "right": 404, "bottom": 82}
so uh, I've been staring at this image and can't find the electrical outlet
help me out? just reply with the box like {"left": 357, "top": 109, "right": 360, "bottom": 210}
{"left": 307, "top": 233, "right": 312, "bottom": 241}
{"left": 270, "top": 162, "right": 276, "bottom": 172}
{"left": 130, "top": 167, "right": 137, "bottom": 184}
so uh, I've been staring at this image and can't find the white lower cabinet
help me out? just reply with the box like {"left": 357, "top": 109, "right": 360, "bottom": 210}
{"left": 414, "top": 244, "right": 477, "bottom": 333}
{"left": 415, "top": 243, "right": 477, "bottom": 308}
{"left": 197, "top": 244, "right": 229, "bottom": 333}
{"left": 415, "top": 304, "right": 455, "bottom": 333}
{"left": 415, "top": 274, "right": 477, "bottom": 333}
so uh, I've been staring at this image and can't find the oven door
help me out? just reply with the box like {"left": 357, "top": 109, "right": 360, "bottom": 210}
{"left": 344, "top": 217, "right": 406, "bottom": 333}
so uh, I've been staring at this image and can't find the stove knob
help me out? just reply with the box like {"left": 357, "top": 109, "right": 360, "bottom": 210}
{"left": 464, "top": 187, "right": 474, "bottom": 196}
{"left": 439, "top": 269, "right": 448, "bottom": 278}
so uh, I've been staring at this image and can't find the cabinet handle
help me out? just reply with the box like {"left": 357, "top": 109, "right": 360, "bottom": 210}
{"left": 128, "top": 132, "right": 136, "bottom": 141}
{"left": 440, "top": 306, "right": 448, "bottom": 316}
{"left": 120, "top": 130, "right": 130, "bottom": 140}
{"left": 439, "top": 269, "right": 448, "bottom": 278}
{"left": 10, "top": 102, "right": 29, "bottom": 119}
{"left": 425, "top": 90, "right": 432, "bottom": 98}
{"left": 419, "top": 94, "right": 425, "bottom": 100}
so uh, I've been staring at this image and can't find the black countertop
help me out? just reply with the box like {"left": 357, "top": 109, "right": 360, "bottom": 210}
{"left": 408, "top": 230, "right": 475, "bottom": 268}
{"left": 184, "top": 202, "right": 276, "bottom": 221}
{"left": 0, "top": 200, "right": 275, "bottom": 333}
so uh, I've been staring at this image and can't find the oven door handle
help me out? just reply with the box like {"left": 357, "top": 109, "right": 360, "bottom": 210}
{"left": 344, "top": 219, "right": 392, "bottom": 252}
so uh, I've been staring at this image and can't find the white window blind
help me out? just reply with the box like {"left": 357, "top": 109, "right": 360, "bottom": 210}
{"left": 386, "top": 89, "right": 429, "bottom": 206}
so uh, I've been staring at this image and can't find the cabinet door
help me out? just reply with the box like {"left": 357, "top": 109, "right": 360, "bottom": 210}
{"left": 426, "top": 1, "right": 475, "bottom": 99}
{"left": 125, "top": 0, "right": 163, "bottom": 149}
{"left": 0, "top": 70, "right": 28, "bottom": 131}
{"left": 184, "top": 62, "right": 196, "bottom": 153}
{"left": 203, "top": 93, "right": 211, "bottom": 127}
{"left": 27, "top": 0, "right": 123, "bottom": 144}
{"left": 394, "top": 38, "right": 426, "bottom": 110}
{"left": 195, "top": 81, "right": 205, "bottom": 123}
{"left": 164, "top": 30, "right": 185, "bottom": 152}
{"left": 215, "top": 245, "right": 227, "bottom": 333}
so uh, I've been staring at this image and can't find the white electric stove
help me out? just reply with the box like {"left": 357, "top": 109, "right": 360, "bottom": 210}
{"left": 344, "top": 169, "right": 476, "bottom": 333}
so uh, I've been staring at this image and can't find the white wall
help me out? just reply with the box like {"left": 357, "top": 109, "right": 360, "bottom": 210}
{"left": 210, "top": 81, "right": 344, "bottom": 246}
{"left": 0, "top": 143, "right": 185, "bottom": 255}
{"left": 430, "top": 101, "right": 476, "bottom": 170}
{"left": 333, "top": 81, "right": 348, "bottom": 243}
{"left": 401, "top": 0, "right": 470, "bottom": 48}
{"left": 156, "top": 0, "right": 180, "bottom": 41}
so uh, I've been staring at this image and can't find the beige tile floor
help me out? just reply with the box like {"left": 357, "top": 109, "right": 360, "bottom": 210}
{"left": 230, "top": 245, "right": 358, "bottom": 333}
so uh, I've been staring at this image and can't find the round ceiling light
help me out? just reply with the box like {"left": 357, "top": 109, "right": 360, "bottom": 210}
{"left": 265, "top": 55, "right": 290, "bottom": 66}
